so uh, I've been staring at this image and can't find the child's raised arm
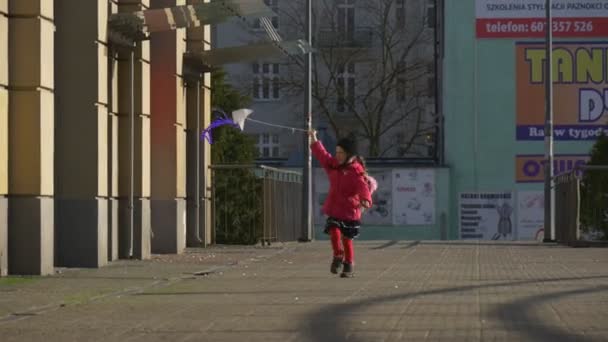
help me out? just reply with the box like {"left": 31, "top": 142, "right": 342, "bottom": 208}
{"left": 309, "top": 130, "right": 339, "bottom": 171}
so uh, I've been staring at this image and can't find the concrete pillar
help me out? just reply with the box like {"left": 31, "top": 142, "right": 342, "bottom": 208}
{"left": 7, "top": 0, "right": 55, "bottom": 275}
{"left": 186, "top": 0, "right": 212, "bottom": 247}
{"left": 150, "top": 0, "right": 187, "bottom": 254}
{"left": 0, "top": 0, "right": 8, "bottom": 276}
{"left": 118, "top": 0, "right": 151, "bottom": 260}
{"left": 53, "top": 0, "right": 109, "bottom": 268}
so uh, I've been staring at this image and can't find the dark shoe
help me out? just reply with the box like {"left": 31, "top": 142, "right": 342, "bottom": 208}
{"left": 330, "top": 257, "right": 343, "bottom": 274}
{"left": 340, "top": 263, "right": 354, "bottom": 278}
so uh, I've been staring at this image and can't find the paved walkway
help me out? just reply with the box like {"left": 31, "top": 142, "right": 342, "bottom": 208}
{"left": 0, "top": 241, "right": 607, "bottom": 341}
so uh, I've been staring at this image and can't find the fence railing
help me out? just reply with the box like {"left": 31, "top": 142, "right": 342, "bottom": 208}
{"left": 210, "top": 165, "right": 302, "bottom": 245}
{"left": 554, "top": 165, "right": 608, "bottom": 245}
{"left": 555, "top": 171, "right": 580, "bottom": 243}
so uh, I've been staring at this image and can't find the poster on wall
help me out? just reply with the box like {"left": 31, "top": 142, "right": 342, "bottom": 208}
{"left": 361, "top": 170, "right": 393, "bottom": 225}
{"left": 314, "top": 168, "right": 436, "bottom": 227}
{"left": 517, "top": 191, "right": 545, "bottom": 240}
{"left": 516, "top": 42, "right": 608, "bottom": 141}
{"left": 515, "top": 154, "right": 590, "bottom": 182}
{"left": 314, "top": 168, "right": 394, "bottom": 225}
{"left": 460, "top": 192, "right": 514, "bottom": 240}
{"left": 476, "top": 0, "right": 608, "bottom": 38}
{"left": 392, "top": 169, "right": 435, "bottom": 226}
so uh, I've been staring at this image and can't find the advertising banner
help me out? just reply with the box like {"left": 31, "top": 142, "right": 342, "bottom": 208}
{"left": 476, "top": 0, "right": 608, "bottom": 38}
{"left": 515, "top": 154, "right": 590, "bottom": 182}
{"left": 516, "top": 42, "right": 608, "bottom": 141}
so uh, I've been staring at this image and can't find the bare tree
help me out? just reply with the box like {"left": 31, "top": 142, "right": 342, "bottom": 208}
{"left": 279, "top": 0, "right": 436, "bottom": 157}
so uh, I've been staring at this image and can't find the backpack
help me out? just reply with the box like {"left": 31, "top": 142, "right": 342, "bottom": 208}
{"left": 366, "top": 175, "right": 378, "bottom": 194}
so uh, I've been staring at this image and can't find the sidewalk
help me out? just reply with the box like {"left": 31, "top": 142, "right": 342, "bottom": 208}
{"left": 0, "top": 245, "right": 291, "bottom": 321}
{"left": 1, "top": 241, "right": 607, "bottom": 341}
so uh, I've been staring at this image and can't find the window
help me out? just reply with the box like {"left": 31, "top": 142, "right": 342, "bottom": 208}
{"left": 395, "top": 0, "right": 406, "bottom": 27}
{"left": 337, "top": 0, "right": 355, "bottom": 41}
{"left": 252, "top": 62, "right": 280, "bottom": 100}
{"left": 395, "top": 131, "right": 405, "bottom": 143}
{"left": 396, "top": 79, "right": 407, "bottom": 102}
{"left": 426, "top": 0, "right": 436, "bottom": 28}
{"left": 257, "top": 133, "right": 281, "bottom": 158}
{"left": 396, "top": 61, "right": 407, "bottom": 102}
{"left": 337, "top": 62, "right": 356, "bottom": 112}
{"left": 254, "top": 0, "right": 279, "bottom": 30}
{"left": 395, "top": 131, "right": 408, "bottom": 156}
{"left": 427, "top": 76, "right": 436, "bottom": 97}
{"left": 427, "top": 62, "right": 436, "bottom": 97}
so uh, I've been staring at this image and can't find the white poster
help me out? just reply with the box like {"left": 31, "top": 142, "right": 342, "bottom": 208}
{"left": 314, "top": 168, "right": 393, "bottom": 225}
{"left": 517, "top": 191, "right": 545, "bottom": 240}
{"left": 460, "top": 192, "right": 514, "bottom": 240}
{"left": 361, "top": 170, "right": 392, "bottom": 225}
{"left": 392, "top": 169, "right": 436, "bottom": 226}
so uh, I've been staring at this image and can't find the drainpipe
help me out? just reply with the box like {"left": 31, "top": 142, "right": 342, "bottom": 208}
{"left": 128, "top": 49, "right": 135, "bottom": 258}
{"left": 195, "top": 76, "right": 205, "bottom": 246}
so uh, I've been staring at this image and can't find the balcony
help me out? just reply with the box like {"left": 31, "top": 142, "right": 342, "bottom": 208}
{"left": 316, "top": 28, "right": 373, "bottom": 49}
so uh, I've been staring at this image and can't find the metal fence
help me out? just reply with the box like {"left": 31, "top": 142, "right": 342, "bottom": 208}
{"left": 210, "top": 165, "right": 302, "bottom": 245}
{"left": 554, "top": 165, "right": 608, "bottom": 244}
{"left": 555, "top": 171, "right": 580, "bottom": 244}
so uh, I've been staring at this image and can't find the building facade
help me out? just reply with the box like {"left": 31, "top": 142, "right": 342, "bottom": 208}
{"left": 444, "top": 0, "right": 608, "bottom": 240}
{"left": 0, "top": 0, "right": 213, "bottom": 276}
{"left": 215, "top": 0, "right": 451, "bottom": 242}
{"left": 216, "top": 0, "right": 439, "bottom": 163}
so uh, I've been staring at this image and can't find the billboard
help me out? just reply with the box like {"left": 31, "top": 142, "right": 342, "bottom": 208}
{"left": 516, "top": 42, "right": 608, "bottom": 141}
{"left": 515, "top": 154, "right": 590, "bottom": 182}
{"left": 476, "top": 0, "right": 608, "bottom": 38}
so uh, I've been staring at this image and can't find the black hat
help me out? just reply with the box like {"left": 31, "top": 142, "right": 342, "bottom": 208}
{"left": 336, "top": 136, "right": 357, "bottom": 156}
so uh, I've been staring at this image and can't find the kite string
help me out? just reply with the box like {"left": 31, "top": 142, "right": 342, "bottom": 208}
{"left": 245, "top": 118, "right": 308, "bottom": 132}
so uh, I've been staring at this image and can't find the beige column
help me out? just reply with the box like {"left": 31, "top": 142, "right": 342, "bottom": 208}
{"left": 186, "top": 0, "right": 212, "bottom": 247}
{"left": 150, "top": 0, "right": 187, "bottom": 254}
{"left": 118, "top": 0, "right": 151, "bottom": 260}
{"left": 54, "top": 0, "right": 109, "bottom": 267}
{"left": 0, "top": 0, "right": 8, "bottom": 276}
{"left": 7, "top": 0, "right": 54, "bottom": 275}
{"left": 108, "top": 2, "right": 120, "bottom": 262}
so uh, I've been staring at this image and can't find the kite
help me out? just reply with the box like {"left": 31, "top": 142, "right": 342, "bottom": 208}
{"left": 200, "top": 109, "right": 253, "bottom": 144}
{"left": 201, "top": 108, "right": 307, "bottom": 144}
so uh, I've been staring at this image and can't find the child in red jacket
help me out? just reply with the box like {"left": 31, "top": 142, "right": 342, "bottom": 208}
{"left": 309, "top": 130, "right": 372, "bottom": 278}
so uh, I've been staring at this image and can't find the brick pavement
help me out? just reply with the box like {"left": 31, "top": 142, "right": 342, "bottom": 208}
{"left": 0, "top": 241, "right": 607, "bottom": 341}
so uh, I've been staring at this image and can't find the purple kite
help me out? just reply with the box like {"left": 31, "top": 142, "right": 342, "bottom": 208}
{"left": 201, "top": 109, "right": 253, "bottom": 144}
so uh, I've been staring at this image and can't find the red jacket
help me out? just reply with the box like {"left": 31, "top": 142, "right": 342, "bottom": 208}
{"left": 311, "top": 141, "right": 372, "bottom": 221}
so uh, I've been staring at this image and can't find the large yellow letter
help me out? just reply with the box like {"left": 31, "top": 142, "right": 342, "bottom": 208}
{"left": 553, "top": 48, "right": 573, "bottom": 83}
{"left": 576, "top": 48, "right": 604, "bottom": 83}
{"left": 525, "top": 48, "right": 546, "bottom": 83}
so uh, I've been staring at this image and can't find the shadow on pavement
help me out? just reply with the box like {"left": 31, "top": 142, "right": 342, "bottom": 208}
{"left": 369, "top": 241, "right": 399, "bottom": 250}
{"left": 305, "top": 275, "right": 608, "bottom": 342}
